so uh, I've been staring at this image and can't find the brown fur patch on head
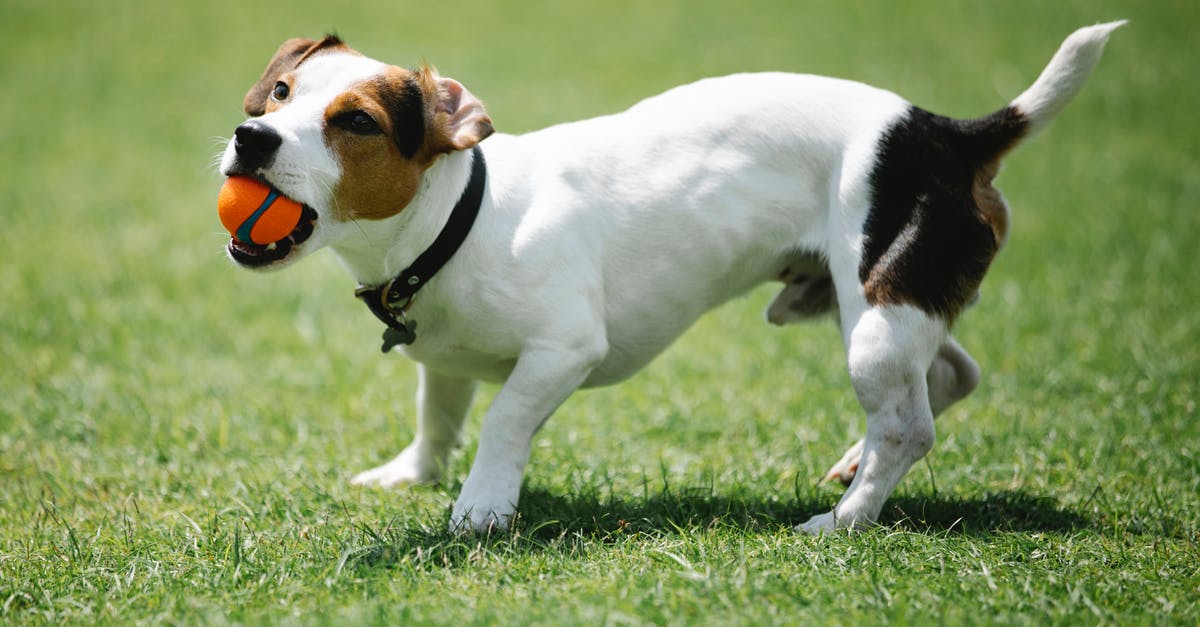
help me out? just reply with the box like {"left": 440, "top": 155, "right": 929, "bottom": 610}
{"left": 323, "top": 67, "right": 428, "bottom": 221}
{"left": 244, "top": 36, "right": 353, "bottom": 116}
{"left": 323, "top": 64, "right": 493, "bottom": 222}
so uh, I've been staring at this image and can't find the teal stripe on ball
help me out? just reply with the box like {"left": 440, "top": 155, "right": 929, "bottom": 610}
{"left": 236, "top": 189, "right": 281, "bottom": 244}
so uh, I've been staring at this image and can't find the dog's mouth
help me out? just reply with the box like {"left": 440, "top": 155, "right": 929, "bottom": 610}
{"left": 227, "top": 204, "right": 319, "bottom": 268}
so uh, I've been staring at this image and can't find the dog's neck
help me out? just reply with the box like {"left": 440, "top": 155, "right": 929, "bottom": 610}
{"left": 330, "top": 148, "right": 477, "bottom": 287}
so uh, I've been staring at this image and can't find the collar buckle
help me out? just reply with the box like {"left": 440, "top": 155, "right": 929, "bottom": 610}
{"left": 354, "top": 283, "right": 417, "bottom": 352}
{"left": 352, "top": 146, "right": 486, "bottom": 351}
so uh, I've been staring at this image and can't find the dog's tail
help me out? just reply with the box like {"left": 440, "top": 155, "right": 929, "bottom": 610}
{"left": 939, "top": 21, "right": 1124, "bottom": 170}
{"left": 1009, "top": 20, "right": 1126, "bottom": 136}
{"left": 858, "top": 22, "right": 1124, "bottom": 319}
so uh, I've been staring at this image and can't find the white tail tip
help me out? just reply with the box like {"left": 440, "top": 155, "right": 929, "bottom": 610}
{"left": 1011, "top": 20, "right": 1127, "bottom": 132}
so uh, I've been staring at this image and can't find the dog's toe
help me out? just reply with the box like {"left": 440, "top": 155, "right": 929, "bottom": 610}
{"left": 795, "top": 511, "right": 838, "bottom": 535}
{"left": 822, "top": 462, "right": 858, "bottom": 486}
{"left": 450, "top": 475, "right": 520, "bottom": 534}
{"left": 350, "top": 445, "right": 441, "bottom": 488}
{"left": 822, "top": 438, "right": 864, "bottom": 486}
{"left": 449, "top": 502, "right": 514, "bottom": 534}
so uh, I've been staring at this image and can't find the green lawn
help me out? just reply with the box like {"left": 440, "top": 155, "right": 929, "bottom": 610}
{"left": 2, "top": 0, "right": 1197, "bottom": 623}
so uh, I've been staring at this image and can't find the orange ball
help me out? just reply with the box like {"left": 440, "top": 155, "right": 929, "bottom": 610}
{"left": 218, "top": 176, "right": 303, "bottom": 245}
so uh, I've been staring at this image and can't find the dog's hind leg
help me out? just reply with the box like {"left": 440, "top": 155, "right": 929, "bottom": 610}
{"left": 927, "top": 336, "right": 980, "bottom": 415}
{"left": 351, "top": 365, "right": 477, "bottom": 487}
{"left": 798, "top": 304, "right": 944, "bottom": 534}
{"left": 823, "top": 336, "right": 979, "bottom": 484}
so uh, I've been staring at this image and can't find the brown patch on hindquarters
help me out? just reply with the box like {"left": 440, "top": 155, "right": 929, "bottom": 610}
{"left": 973, "top": 159, "right": 1011, "bottom": 250}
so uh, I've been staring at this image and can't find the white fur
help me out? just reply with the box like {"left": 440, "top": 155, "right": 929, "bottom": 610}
{"left": 220, "top": 23, "right": 1120, "bottom": 533}
{"left": 1011, "top": 21, "right": 1126, "bottom": 133}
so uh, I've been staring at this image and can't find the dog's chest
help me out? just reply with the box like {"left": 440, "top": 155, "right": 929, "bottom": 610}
{"left": 399, "top": 341, "right": 518, "bottom": 383}
{"left": 391, "top": 299, "right": 522, "bottom": 383}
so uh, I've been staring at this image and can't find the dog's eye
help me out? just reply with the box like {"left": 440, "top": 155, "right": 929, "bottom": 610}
{"left": 271, "top": 81, "right": 290, "bottom": 101}
{"left": 334, "top": 110, "right": 382, "bottom": 135}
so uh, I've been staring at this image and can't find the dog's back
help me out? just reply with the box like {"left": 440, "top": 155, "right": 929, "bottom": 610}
{"left": 473, "top": 23, "right": 1123, "bottom": 383}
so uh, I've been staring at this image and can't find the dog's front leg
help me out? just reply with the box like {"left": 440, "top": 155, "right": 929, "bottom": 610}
{"left": 450, "top": 338, "right": 606, "bottom": 533}
{"left": 351, "top": 365, "right": 477, "bottom": 487}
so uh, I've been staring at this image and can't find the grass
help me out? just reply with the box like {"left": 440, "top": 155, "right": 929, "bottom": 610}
{"left": 2, "top": 0, "right": 1198, "bottom": 623}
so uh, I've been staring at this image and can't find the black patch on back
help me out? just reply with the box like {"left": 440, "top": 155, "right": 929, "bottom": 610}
{"left": 377, "top": 75, "right": 426, "bottom": 159}
{"left": 859, "top": 105, "right": 1027, "bottom": 320}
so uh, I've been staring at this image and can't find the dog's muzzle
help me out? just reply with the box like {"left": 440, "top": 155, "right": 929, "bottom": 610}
{"left": 232, "top": 120, "right": 282, "bottom": 171}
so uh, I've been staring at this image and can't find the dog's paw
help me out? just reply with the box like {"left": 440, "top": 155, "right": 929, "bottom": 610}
{"left": 795, "top": 511, "right": 838, "bottom": 535}
{"left": 822, "top": 438, "right": 864, "bottom": 486}
{"left": 449, "top": 478, "right": 519, "bottom": 534}
{"left": 350, "top": 444, "right": 441, "bottom": 488}
{"left": 449, "top": 499, "right": 516, "bottom": 534}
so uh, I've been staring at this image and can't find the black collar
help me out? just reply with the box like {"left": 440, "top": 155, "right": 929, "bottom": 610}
{"left": 355, "top": 146, "right": 486, "bottom": 352}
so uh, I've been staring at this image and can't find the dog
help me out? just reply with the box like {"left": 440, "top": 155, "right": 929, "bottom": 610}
{"left": 218, "top": 22, "right": 1122, "bottom": 533}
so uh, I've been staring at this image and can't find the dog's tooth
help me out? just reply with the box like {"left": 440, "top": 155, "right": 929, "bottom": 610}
{"left": 266, "top": 242, "right": 278, "bottom": 251}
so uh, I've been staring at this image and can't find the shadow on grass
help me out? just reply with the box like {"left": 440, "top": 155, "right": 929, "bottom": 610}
{"left": 879, "top": 491, "right": 1091, "bottom": 535}
{"left": 514, "top": 485, "right": 1094, "bottom": 537}
{"left": 335, "top": 484, "right": 1101, "bottom": 573}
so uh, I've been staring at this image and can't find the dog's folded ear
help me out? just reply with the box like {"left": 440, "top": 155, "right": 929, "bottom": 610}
{"left": 243, "top": 38, "right": 316, "bottom": 116}
{"left": 431, "top": 75, "right": 494, "bottom": 151}
{"left": 243, "top": 36, "right": 347, "bottom": 116}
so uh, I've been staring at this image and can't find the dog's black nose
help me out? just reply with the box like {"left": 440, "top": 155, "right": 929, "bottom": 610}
{"left": 233, "top": 120, "right": 282, "bottom": 167}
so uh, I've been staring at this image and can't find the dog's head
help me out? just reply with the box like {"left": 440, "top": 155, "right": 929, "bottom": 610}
{"left": 219, "top": 37, "right": 493, "bottom": 270}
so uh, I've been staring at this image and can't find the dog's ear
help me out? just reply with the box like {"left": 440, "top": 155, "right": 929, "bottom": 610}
{"left": 243, "top": 39, "right": 316, "bottom": 116}
{"left": 431, "top": 73, "right": 494, "bottom": 151}
{"left": 243, "top": 36, "right": 348, "bottom": 116}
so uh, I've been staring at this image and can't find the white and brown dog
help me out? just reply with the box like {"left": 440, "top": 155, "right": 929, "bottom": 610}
{"left": 218, "top": 22, "right": 1122, "bottom": 533}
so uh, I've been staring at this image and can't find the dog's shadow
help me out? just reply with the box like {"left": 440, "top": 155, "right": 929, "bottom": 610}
{"left": 513, "top": 484, "right": 1092, "bottom": 537}
{"left": 337, "top": 484, "right": 1101, "bottom": 572}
